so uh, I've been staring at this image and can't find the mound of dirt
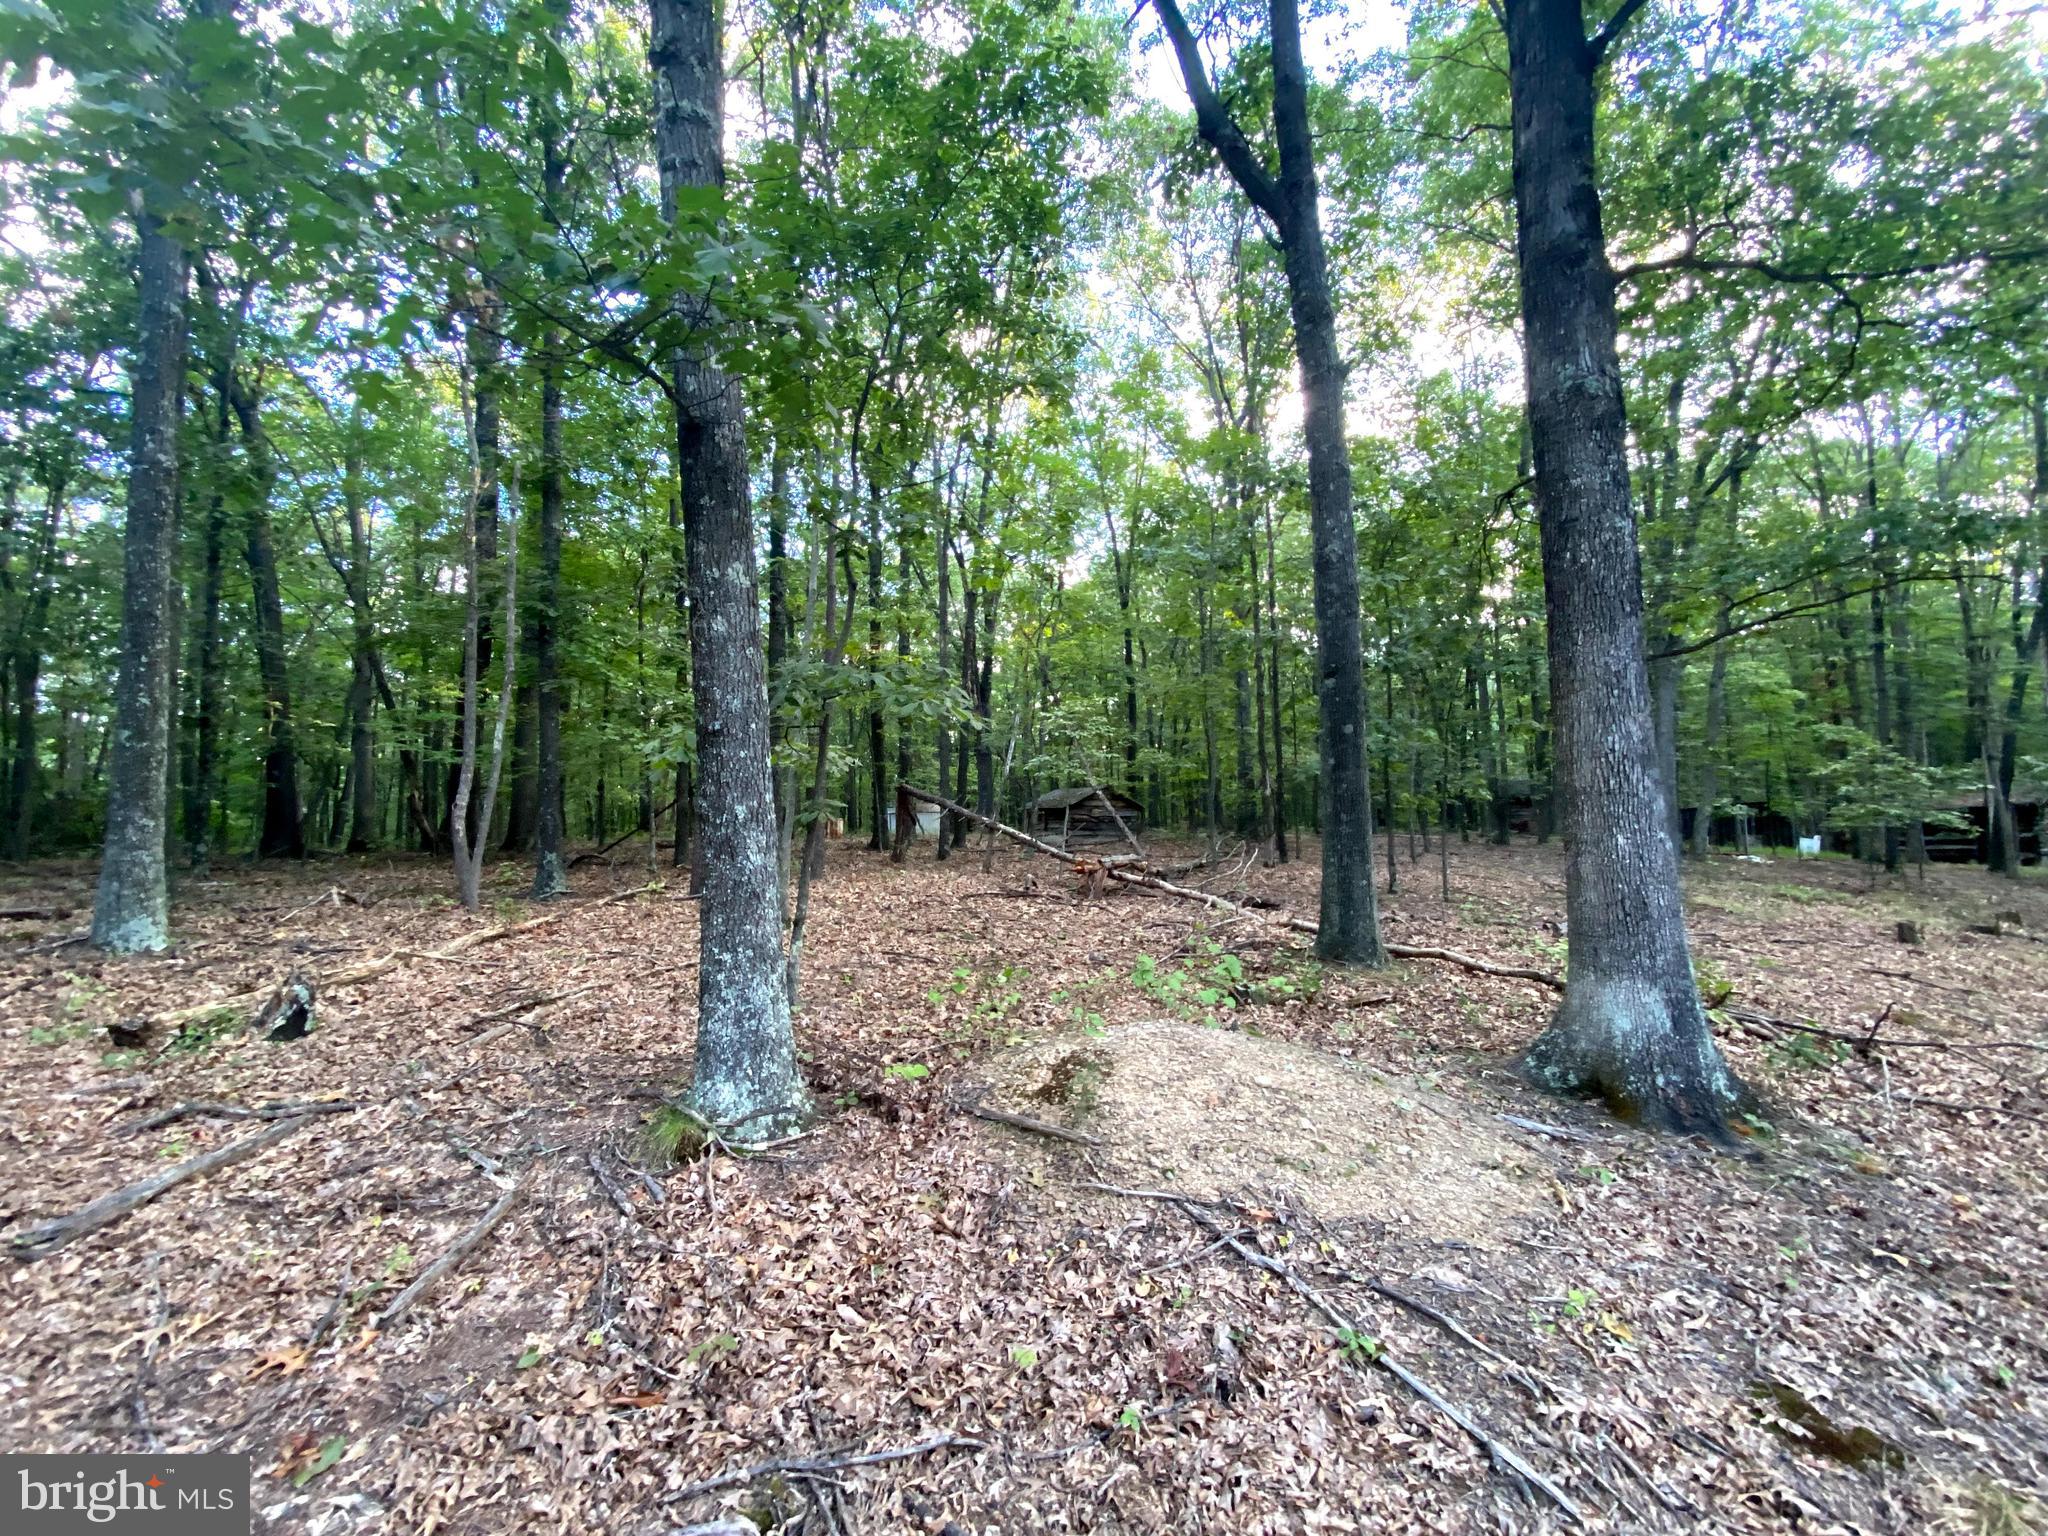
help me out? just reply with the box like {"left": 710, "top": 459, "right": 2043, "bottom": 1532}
{"left": 987, "top": 1018, "right": 1540, "bottom": 1245}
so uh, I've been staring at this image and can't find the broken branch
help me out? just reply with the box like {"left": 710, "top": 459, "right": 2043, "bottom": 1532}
{"left": 951, "top": 1095, "right": 1103, "bottom": 1147}
{"left": 1169, "top": 1198, "right": 1585, "bottom": 1523}
{"left": 664, "top": 1432, "right": 986, "bottom": 1504}
{"left": 900, "top": 785, "right": 1568, "bottom": 990}
{"left": 375, "top": 1172, "right": 531, "bottom": 1327}
{"left": 9, "top": 1116, "right": 317, "bottom": 1261}
{"left": 117, "top": 1099, "right": 357, "bottom": 1139}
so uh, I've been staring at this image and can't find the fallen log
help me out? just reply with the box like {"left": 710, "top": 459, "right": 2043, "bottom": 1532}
{"left": 117, "top": 1099, "right": 357, "bottom": 1138}
{"left": 1382, "top": 943, "right": 1562, "bottom": 988}
{"left": 1718, "top": 1004, "right": 2048, "bottom": 1055}
{"left": 900, "top": 786, "right": 1566, "bottom": 991}
{"left": 143, "top": 882, "right": 661, "bottom": 1035}
{"left": 375, "top": 1173, "right": 530, "bottom": 1327}
{"left": 1169, "top": 1197, "right": 1585, "bottom": 1523}
{"left": 571, "top": 800, "right": 677, "bottom": 866}
{"left": 9, "top": 1115, "right": 316, "bottom": 1261}
{"left": 950, "top": 1096, "right": 1102, "bottom": 1147}
{"left": 1091, "top": 785, "right": 1147, "bottom": 858}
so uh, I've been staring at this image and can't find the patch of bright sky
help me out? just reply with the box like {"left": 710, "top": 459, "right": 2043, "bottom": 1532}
{"left": 1128, "top": 0, "right": 1409, "bottom": 105}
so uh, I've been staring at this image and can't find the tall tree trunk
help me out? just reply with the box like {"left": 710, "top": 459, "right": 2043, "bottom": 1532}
{"left": 450, "top": 449, "right": 516, "bottom": 912}
{"left": 184, "top": 388, "right": 229, "bottom": 869}
{"left": 891, "top": 529, "right": 914, "bottom": 861}
{"left": 93, "top": 214, "right": 186, "bottom": 953}
{"left": 1504, "top": 0, "right": 1740, "bottom": 1134}
{"left": 649, "top": 0, "right": 804, "bottom": 1131}
{"left": 974, "top": 587, "right": 997, "bottom": 823}
{"left": 933, "top": 483, "right": 952, "bottom": 863}
{"left": 1154, "top": 0, "right": 1380, "bottom": 959}
{"left": 1992, "top": 394, "right": 2046, "bottom": 874}
{"left": 866, "top": 479, "right": 886, "bottom": 851}
{"left": 531, "top": 344, "right": 569, "bottom": 897}
{"left": 768, "top": 444, "right": 792, "bottom": 879}
{"left": 447, "top": 289, "right": 503, "bottom": 850}
{"left": 342, "top": 426, "right": 377, "bottom": 853}
{"left": 9, "top": 472, "right": 64, "bottom": 860}
{"left": 529, "top": 63, "right": 571, "bottom": 896}
{"left": 955, "top": 567, "right": 977, "bottom": 853}
{"left": 1263, "top": 497, "right": 1289, "bottom": 861}
{"left": 1273, "top": 0, "right": 1377, "bottom": 952}
{"left": 226, "top": 375, "right": 303, "bottom": 858}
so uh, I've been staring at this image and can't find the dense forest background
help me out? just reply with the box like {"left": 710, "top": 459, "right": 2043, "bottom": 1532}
{"left": 1, "top": 0, "right": 2043, "bottom": 886}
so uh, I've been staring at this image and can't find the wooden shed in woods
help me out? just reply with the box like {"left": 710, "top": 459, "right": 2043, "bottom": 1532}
{"left": 1031, "top": 787, "right": 1145, "bottom": 850}
{"left": 1924, "top": 785, "right": 2044, "bottom": 865}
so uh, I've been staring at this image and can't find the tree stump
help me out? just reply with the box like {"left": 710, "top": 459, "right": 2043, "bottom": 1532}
{"left": 1895, "top": 921, "right": 1923, "bottom": 946}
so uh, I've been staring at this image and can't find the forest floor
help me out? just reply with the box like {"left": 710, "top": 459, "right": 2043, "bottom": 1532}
{"left": 1, "top": 834, "right": 2045, "bottom": 1536}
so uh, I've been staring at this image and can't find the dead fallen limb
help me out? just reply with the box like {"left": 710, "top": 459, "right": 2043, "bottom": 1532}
{"left": 149, "top": 883, "right": 662, "bottom": 1034}
{"left": 1170, "top": 1199, "right": 1585, "bottom": 1524}
{"left": 571, "top": 800, "right": 677, "bottom": 866}
{"left": 469, "top": 979, "right": 609, "bottom": 1030}
{"left": 901, "top": 786, "right": 1570, "bottom": 992}
{"left": 901, "top": 785, "right": 1079, "bottom": 864}
{"left": 951, "top": 1096, "right": 1102, "bottom": 1148}
{"left": 0, "top": 903, "right": 72, "bottom": 920}
{"left": 1383, "top": 943, "right": 1563, "bottom": 988}
{"left": 9, "top": 1115, "right": 316, "bottom": 1261}
{"left": 664, "top": 1432, "right": 986, "bottom": 1504}
{"left": 1071, "top": 1180, "right": 1236, "bottom": 1207}
{"left": 1497, "top": 1113, "right": 1608, "bottom": 1145}
{"left": 1720, "top": 1004, "right": 2048, "bottom": 1055}
{"left": 1091, "top": 785, "right": 1147, "bottom": 858}
{"left": 375, "top": 1172, "right": 531, "bottom": 1327}
{"left": 117, "top": 1098, "right": 357, "bottom": 1139}
{"left": 1893, "top": 1092, "right": 2048, "bottom": 1129}
{"left": 1330, "top": 1267, "right": 1551, "bottom": 1397}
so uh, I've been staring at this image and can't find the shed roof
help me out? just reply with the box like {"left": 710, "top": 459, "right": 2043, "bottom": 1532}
{"left": 1933, "top": 783, "right": 2047, "bottom": 811}
{"left": 1032, "top": 786, "right": 1143, "bottom": 811}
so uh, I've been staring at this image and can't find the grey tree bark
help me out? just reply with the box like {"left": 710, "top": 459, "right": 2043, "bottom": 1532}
{"left": 530, "top": 343, "right": 569, "bottom": 898}
{"left": 649, "top": 0, "right": 805, "bottom": 1133}
{"left": 1504, "top": 0, "right": 1742, "bottom": 1135}
{"left": 1151, "top": 0, "right": 1383, "bottom": 962}
{"left": 93, "top": 212, "right": 187, "bottom": 953}
{"left": 342, "top": 420, "right": 377, "bottom": 853}
{"left": 9, "top": 470, "right": 64, "bottom": 860}
{"left": 531, "top": 64, "right": 571, "bottom": 900}
{"left": 225, "top": 373, "right": 304, "bottom": 858}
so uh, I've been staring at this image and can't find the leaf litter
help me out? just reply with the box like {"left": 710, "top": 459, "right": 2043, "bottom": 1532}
{"left": 0, "top": 839, "right": 2042, "bottom": 1534}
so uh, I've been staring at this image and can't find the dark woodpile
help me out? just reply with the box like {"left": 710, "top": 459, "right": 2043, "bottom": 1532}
{"left": 1029, "top": 788, "right": 1145, "bottom": 850}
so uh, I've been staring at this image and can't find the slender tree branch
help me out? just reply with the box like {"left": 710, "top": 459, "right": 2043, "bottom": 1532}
{"left": 1586, "top": 0, "right": 1652, "bottom": 65}
{"left": 1146, "top": 0, "right": 1288, "bottom": 229}
{"left": 1649, "top": 571, "right": 1962, "bottom": 660}
{"left": 1615, "top": 245, "right": 2048, "bottom": 287}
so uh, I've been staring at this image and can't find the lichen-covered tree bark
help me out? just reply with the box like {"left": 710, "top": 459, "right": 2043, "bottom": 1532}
{"left": 648, "top": 0, "right": 805, "bottom": 1132}
{"left": 92, "top": 214, "right": 187, "bottom": 953}
{"left": 1504, "top": 0, "right": 1742, "bottom": 1134}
